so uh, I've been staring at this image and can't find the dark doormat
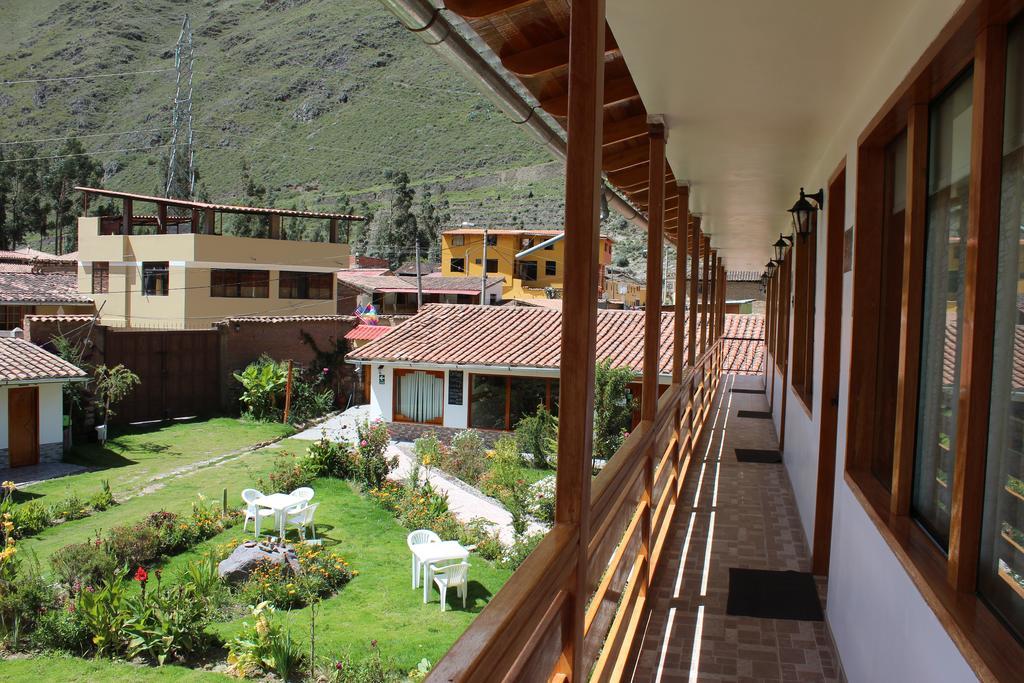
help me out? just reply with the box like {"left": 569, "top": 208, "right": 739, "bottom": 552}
{"left": 735, "top": 448, "right": 782, "bottom": 463}
{"left": 731, "top": 388, "right": 765, "bottom": 394}
{"left": 737, "top": 410, "right": 773, "bottom": 419}
{"left": 726, "top": 568, "right": 824, "bottom": 621}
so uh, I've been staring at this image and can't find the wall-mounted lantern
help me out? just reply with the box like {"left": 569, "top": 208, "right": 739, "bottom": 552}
{"left": 772, "top": 235, "right": 789, "bottom": 262}
{"left": 765, "top": 260, "right": 777, "bottom": 278}
{"left": 788, "top": 187, "right": 824, "bottom": 238}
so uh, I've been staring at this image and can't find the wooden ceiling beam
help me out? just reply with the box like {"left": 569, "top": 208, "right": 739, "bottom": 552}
{"left": 541, "top": 75, "right": 638, "bottom": 117}
{"left": 628, "top": 181, "right": 677, "bottom": 205}
{"left": 617, "top": 169, "right": 674, "bottom": 192}
{"left": 602, "top": 143, "right": 649, "bottom": 172}
{"left": 602, "top": 114, "right": 650, "bottom": 147}
{"left": 444, "top": 0, "right": 535, "bottom": 19}
{"left": 503, "top": 27, "right": 619, "bottom": 76}
{"left": 606, "top": 163, "right": 660, "bottom": 188}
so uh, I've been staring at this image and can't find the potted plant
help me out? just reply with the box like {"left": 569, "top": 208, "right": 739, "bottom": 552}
{"left": 93, "top": 364, "right": 141, "bottom": 444}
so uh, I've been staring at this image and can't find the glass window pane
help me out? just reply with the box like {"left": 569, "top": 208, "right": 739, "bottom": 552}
{"left": 470, "top": 374, "right": 507, "bottom": 430}
{"left": 912, "top": 71, "right": 973, "bottom": 550}
{"left": 395, "top": 371, "right": 443, "bottom": 423}
{"left": 979, "top": 22, "right": 1024, "bottom": 641}
{"left": 509, "top": 376, "right": 549, "bottom": 428}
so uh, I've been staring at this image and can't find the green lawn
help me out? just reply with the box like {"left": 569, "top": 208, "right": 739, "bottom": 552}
{"left": 0, "top": 655, "right": 230, "bottom": 681}
{"left": 161, "top": 478, "right": 512, "bottom": 672}
{"left": 16, "top": 418, "right": 294, "bottom": 507}
{"left": 7, "top": 420, "right": 513, "bottom": 677}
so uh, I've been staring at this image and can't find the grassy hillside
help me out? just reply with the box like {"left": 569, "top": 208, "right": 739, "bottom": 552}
{"left": 0, "top": 0, "right": 563, "bottom": 222}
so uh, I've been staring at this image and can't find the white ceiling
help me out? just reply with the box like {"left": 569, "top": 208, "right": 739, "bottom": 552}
{"left": 606, "top": 0, "right": 920, "bottom": 270}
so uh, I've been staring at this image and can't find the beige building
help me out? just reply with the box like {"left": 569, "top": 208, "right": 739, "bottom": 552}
{"left": 76, "top": 188, "right": 358, "bottom": 329}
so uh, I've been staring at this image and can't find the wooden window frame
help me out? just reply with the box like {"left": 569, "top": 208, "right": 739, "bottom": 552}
{"left": 392, "top": 368, "right": 444, "bottom": 425}
{"left": 141, "top": 261, "right": 169, "bottom": 296}
{"left": 468, "top": 373, "right": 557, "bottom": 431}
{"left": 92, "top": 261, "right": 109, "bottom": 294}
{"left": 279, "top": 271, "right": 333, "bottom": 300}
{"left": 791, "top": 218, "right": 817, "bottom": 412}
{"left": 844, "top": 2, "right": 1024, "bottom": 679}
{"left": 210, "top": 269, "right": 269, "bottom": 299}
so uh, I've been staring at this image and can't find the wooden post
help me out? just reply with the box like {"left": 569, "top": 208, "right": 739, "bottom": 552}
{"left": 205, "top": 208, "right": 216, "bottom": 235}
{"left": 688, "top": 219, "right": 700, "bottom": 366}
{"left": 122, "top": 198, "right": 133, "bottom": 235}
{"left": 270, "top": 214, "right": 281, "bottom": 240}
{"left": 672, "top": 186, "right": 689, "bottom": 383}
{"left": 701, "top": 236, "right": 711, "bottom": 355}
{"left": 282, "top": 360, "right": 294, "bottom": 424}
{"left": 555, "top": 0, "right": 604, "bottom": 677}
{"left": 642, "top": 122, "right": 666, "bottom": 423}
{"left": 329, "top": 218, "right": 339, "bottom": 244}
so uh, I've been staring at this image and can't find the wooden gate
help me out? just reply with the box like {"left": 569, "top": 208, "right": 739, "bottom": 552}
{"left": 104, "top": 330, "right": 220, "bottom": 424}
{"left": 8, "top": 386, "right": 39, "bottom": 467}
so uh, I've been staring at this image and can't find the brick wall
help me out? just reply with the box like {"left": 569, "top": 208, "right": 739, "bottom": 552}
{"left": 218, "top": 317, "right": 360, "bottom": 412}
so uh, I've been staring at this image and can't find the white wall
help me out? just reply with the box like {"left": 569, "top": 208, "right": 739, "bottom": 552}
{"left": 767, "top": 1, "right": 986, "bottom": 680}
{"left": 0, "top": 381, "right": 64, "bottom": 449}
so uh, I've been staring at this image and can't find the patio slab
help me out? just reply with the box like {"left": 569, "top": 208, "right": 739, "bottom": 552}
{"left": 0, "top": 462, "right": 91, "bottom": 488}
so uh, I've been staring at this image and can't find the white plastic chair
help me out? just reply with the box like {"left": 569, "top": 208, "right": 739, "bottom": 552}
{"left": 407, "top": 529, "right": 441, "bottom": 589}
{"left": 284, "top": 502, "right": 318, "bottom": 540}
{"left": 432, "top": 562, "right": 470, "bottom": 611}
{"left": 291, "top": 487, "right": 315, "bottom": 503}
{"left": 242, "top": 488, "right": 275, "bottom": 536}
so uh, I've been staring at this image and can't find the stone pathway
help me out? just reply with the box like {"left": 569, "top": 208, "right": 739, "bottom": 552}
{"left": 0, "top": 462, "right": 90, "bottom": 487}
{"left": 294, "top": 406, "right": 541, "bottom": 544}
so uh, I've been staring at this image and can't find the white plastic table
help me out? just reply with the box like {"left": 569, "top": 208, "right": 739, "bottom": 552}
{"left": 253, "top": 492, "right": 305, "bottom": 537}
{"left": 411, "top": 540, "right": 469, "bottom": 603}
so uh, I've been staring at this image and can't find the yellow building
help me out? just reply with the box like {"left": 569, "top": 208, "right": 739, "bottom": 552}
{"left": 76, "top": 188, "right": 357, "bottom": 329}
{"left": 605, "top": 271, "right": 647, "bottom": 308}
{"left": 439, "top": 227, "right": 613, "bottom": 300}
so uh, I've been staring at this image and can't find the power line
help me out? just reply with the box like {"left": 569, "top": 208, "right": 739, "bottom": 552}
{"left": 0, "top": 143, "right": 181, "bottom": 163}
{"left": 0, "top": 127, "right": 176, "bottom": 146}
{"left": 1, "top": 67, "right": 175, "bottom": 86}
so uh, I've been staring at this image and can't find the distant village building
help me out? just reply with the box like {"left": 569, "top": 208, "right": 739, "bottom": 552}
{"left": 75, "top": 187, "right": 362, "bottom": 330}
{"left": 439, "top": 227, "right": 614, "bottom": 302}
{"left": 336, "top": 270, "right": 505, "bottom": 315}
{"left": 0, "top": 249, "right": 93, "bottom": 332}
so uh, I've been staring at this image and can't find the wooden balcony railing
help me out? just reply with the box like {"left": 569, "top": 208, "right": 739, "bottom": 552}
{"left": 429, "top": 338, "right": 724, "bottom": 682}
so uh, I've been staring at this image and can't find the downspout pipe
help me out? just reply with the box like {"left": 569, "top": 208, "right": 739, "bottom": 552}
{"left": 379, "top": 0, "right": 649, "bottom": 232}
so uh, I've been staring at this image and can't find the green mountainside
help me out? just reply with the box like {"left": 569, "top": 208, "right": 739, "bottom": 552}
{"left": 0, "top": 0, "right": 566, "bottom": 227}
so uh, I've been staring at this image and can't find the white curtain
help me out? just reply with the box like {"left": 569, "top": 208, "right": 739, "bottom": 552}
{"left": 398, "top": 371, "right": 443, "bottom": 423}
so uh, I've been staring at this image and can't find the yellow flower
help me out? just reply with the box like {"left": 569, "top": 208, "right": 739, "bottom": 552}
{"left": 3, "top": 521, "right": 13, "bottom": 532}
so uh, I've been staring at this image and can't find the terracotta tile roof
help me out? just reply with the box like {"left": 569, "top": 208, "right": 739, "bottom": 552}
{"left": 443, "top": 228, "right": 564, "bottom": 236}
{"left": 394, "top": 261, "right": 440, "bottom": 276}
{"left": 23, "top": 314, "right": 95, "bottom": 324}
{"left": 0, "top": 247, "right": 76, "bottom": 263}
{"left": 215, "top": 315, "right": 356, "bottom": 324}
{"left": 345, "top": 324, "right": 394, "bottom": 341}
{"left": 722, "top": 314, "right": 764, "bottom": 340}
{"left": 942, "top": 320, "right": 1024, "bottom": 390}
{"left": 0, "top": 272, "right": 92, "bottom": 305}
{"left": 0, "top": 337, "right": 87, "bottom": 382}
{"left": 348, "top": 304, "right": 764, "bottom": 377}
{"left": 727, "top": 270, "right": 763, "bottom": 282}
{"left": 337, "top": 271, "right": 503, "bottom": 295}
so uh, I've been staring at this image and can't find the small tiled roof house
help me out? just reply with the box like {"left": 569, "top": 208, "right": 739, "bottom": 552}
{"left": 347, "top": 304, "right": 763, "bottom": 430}
{"left": 0, "top": 338, "right": 88, "bottom": 468}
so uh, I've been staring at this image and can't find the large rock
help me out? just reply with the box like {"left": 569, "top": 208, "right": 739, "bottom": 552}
{"left": 218, "top": 542, "right": 302, "bottom": 584}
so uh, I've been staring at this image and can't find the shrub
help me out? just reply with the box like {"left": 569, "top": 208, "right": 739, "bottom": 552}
{"left": 528, "top": 476, "right": 556, "bottom": 525}
{"left": 594, "top": 358, "right": 638, "bottom": 461}
{"left": 438, "top": 430, "right": 488, "bottom": 484}
{"left": 121, "top": 581, "right": 219, "bottom": 665}
{"left": 502, "top": 532, "right": 545, "bottom": 570}
{"left": 258, "top": 451, "right": 314, "bottom": 494}
{"left": 227, "top": 601, "right": 306, "bottom": 678}
{"left": 105, "top": 522, "right": 162, "bottom": 570}
{"left": 238, "top": 545, "right": 354, "bottom": 610}
{"left": 479, "top": 435, "right": 524, "bottom": 503}
{"left": 234, "top": 356, "right": 288, "bottom": 421}
{"left": 88, "top": 480, "right": 116, "bottom": 511}
{"left": 412, "top": 432, "right": 444, "bottom": 484}
{"left": 32, "top": 599, "right": 90, "bottom": 653}
{"left": 327, "top": 642, "right": 404, "bottom": 682}
{"left": 304, "top": 433, "right": 356, "bottom": 480}
{"left": 356, "top": 420, "right": 396, "bottom": 490}
{"left": 515, "top": 406, "right": 557, "bottom": 468}
{"left": 288, "top": 370, "right": 336, "bottom": 423}
{"left": 11, "top": 500, "right": 50, "bottom": 537}
{"left": 50, "top": 493, "right": 89, "bottom": 522}
{"left": 50, "top": 538, "right": 118, "bottom": 590}
{"left": 460, "top": 518, "right": 503, "bottom": 562}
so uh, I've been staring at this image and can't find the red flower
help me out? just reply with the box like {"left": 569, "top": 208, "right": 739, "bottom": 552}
{"left": 134, "top": 566, "right": 148, "bottom": 583}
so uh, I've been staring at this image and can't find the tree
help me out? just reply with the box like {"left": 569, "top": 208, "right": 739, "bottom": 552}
{"left": 229, "top": 161, "right": 268, "bottom": 237}
{"left": 44, "top": 138, "right": 103, "bottom": 254}
{"left": 0, "top": 149, "right": 11, "bottom": 251}
{"left": 593, "top": 358, "right": 638, "bottom": 461}
{"left": 369, "top": 169, "right": 417, "bottom": 268}
{"left": 418, "top": 186, "right": 450, "bottom": 263}
{"left": 3, "top": 147, "right": 49, "bottom": 251}
{"left": 93, "top": 364, "right": 141, "bottom": 428}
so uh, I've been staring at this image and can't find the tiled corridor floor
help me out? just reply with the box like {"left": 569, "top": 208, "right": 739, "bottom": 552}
{"left": 629, "top": 373, "right": 844, "bottom": 682}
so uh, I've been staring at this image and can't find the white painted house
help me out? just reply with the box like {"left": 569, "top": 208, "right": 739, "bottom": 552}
{"left": 0, "top": 338, "right": 87, "bottom": 468}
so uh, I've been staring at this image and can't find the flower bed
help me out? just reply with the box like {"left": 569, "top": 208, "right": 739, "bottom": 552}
{"left": 1, "top": 479, "right": 117, "bottom": 541}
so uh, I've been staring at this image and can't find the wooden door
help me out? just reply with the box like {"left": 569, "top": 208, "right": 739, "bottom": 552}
{"left": 811, "top": 163, "right": 846, "bottom": 575}
{"left": 8, "top": 386, "right": 39, "bottom": 468}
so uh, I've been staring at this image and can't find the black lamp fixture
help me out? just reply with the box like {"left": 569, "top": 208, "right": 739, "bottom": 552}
{"left": 772, "top": 235, "right": 789, "bottom": 262}
{"left": 765, "top": 260, "right": 777, "bottom": 278}
{"left": 788, "top": 187, "right": 824, "bottom": 238}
